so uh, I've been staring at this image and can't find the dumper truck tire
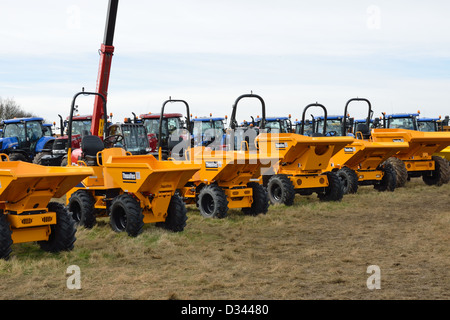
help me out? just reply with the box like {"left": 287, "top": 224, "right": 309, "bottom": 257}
{"left": 317, "top": 171, "right": 344, "bottom": 202}
{"left": 110, "top": 194, "right": 145, "bottom": 237}
{"left": 156, "top": 194, "right": 187, "bottom": 232}
{"left": 422, "top": 156, "right": 450, "bottom": 186}
{"left": 384, "top": 157, "right": 408, "bottom": 188}
{"left": 374, "top": 163, "right": 397, "bottom": 192}
{"left": 336, "top": 167, "right": 358, "bottom": 194}
{"left": 38, "top": 202, "right": 77, "bottom": 253}
{"left": 242, "top": 182, "right": 269, "bottom": 216}
{"left": 267, "top": 174, "right": 295, "bottom": 206}
{"left": 197, "top": 184, "right": 228, "bottom": 219}
{"left": 0, "top": 213, "right": 13, "bottom": 260}
{"left": 68, "top": 190, "right": 96, "bottom": 228}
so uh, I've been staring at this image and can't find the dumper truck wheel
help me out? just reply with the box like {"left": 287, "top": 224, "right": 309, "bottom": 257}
{"left": 242, "top": 182, "right": 269, "bottom": 216}
{"left": 197, "top": 184, "right": 228, "bottom": 219}
{"left": 0, "top": 213, "right": 13, "bottom": 260}
{"left": 374, "top": 163, "right": 397, "bottom": 192}
{"left": 110, "top": 194, "right": 144, "bottom": 237}
{"left": 336, "top": 167, "right": 359, "bottom": 194}
{"left": 422, "top": 156, "right": 450, "bottom": 186}
{"left": 384, "top": 157, "right": 408, "bottom": 187}
{"left": 267, "top": 174, "right": 295, "bottom": 206}
{"left": 38, "top": 202, "right": 77, "bottom": 253}
{"left": 156, "top": 194, "right": 187, "bottom": 232}
{"left": 68, "top": 190, "right": 96, "bottom": 228}
{"left": 317, "top": 171, "right": 344, "bottom": 202}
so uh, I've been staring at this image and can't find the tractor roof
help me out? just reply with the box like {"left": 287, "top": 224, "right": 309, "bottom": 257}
{"left": 417, "top": 117, "right": 440, "bottom": 122}
{"left": 385, "top": 113, "right": 419, "bottom": 118}
{"left": 192, "top": 117, "right": 224, "bottom": 122}
{"left": 140, "top": 113, "right": 183, "bottom": 119}
{"left": 65, "top": 114, "right": 92, "bottom": 121}
{"left": 354, "top": 118, "right": 373, "bottom": 123}
{"left": 2, "top": 117, "right": 44, "bottom": 124}
{"left": 315, "top": 115, "right": 344, "bottom": 121}
{"left": 264, "top": 116, "right": 289, "bottom": 121}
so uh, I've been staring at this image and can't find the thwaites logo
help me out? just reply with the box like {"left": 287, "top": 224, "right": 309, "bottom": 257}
{"left": 392, "top": 139, "right": 404, "bottom": 142}
{"left": 275, "top": 142, "right": 287, "bottom": 149}
{"left": 122, "top": 172, "right": 140, "bottom": 181}
{"left": 205, "top": 161, "right": 220, "bottom": 169}
{"left": 344, "top": 147, "right": 355, "bottom": 153}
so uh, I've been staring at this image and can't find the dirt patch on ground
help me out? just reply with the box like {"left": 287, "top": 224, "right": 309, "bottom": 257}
{"left": 0, "top": 179, "right": 449, "bottom": 300}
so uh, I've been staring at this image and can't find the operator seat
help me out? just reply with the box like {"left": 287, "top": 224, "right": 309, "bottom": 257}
{"left": 81, "top": 135, "right": 104, "bottom": 166}
{"left": 356, "top": 123, "right": 371, "bottom": 140}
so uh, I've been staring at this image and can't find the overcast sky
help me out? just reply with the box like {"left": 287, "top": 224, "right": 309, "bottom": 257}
{"left": 1, "top": 0, "right": 449, "bottom": 126}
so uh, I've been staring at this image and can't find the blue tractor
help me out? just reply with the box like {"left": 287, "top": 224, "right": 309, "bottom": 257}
{"left": 0, "top": 117, "right": 55, "bottom": 163}
{"left": 191, "top": 115, "right": 227, "bottom": 150}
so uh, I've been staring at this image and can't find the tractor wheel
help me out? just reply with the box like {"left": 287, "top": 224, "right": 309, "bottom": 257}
{"left": 242, "top": 182, "right": 269, "bottom": 216}
{"left": 336, "top": 167, "right": 359, "bottom": 194}
{"left": 110, "top": 194, "right": 144, "bottom": 237}
{"left": 267, "top": 174, "right": 295, "bottom": 206}
{"left": 374, "top": 163, "right": 397, "bottom": 192}
{"left": 0, "top": 213, "right": 13, "bottom": 260}
{"left": 384, "top": 157, "right": 408, "bottom": 187}
{"left": 8, "top": 153, "right": 27, "bottom": 162}
{"left": 156, "top": 194, "right": 187, "bottom": 232}
{"left": 39, "top": 202, "right": 77, "bottom": 253}
{"left": 60, "top": 155, "right": 68, "bottom": 167}
{"left": 32, "top": 152, "right": 50, "bottom": 165}
{"left": 317, "top": 171, "right": 344, "bottom": 202}
{"left": 422, "top": 156, "right": 450, "bottom": 186}
{"left": 68, "top": 190, "right": 96, "bottom": 228}
{"left": 197, "top": 184, "right": 228, "bottom": 219}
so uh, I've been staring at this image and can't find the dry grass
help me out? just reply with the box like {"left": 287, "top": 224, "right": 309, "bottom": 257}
{"left": 0, "top": 179, "right": 449, "bottom": 300}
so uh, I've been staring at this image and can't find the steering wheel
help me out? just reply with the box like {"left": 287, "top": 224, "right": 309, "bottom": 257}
{"left": 104, "top": 134, "right": 124, "bottom": 148}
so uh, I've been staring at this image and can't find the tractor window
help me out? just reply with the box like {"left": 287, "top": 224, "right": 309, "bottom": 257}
{"left": 387, "top": 118, "right": 415, "bottom": 130}
{"left": 71, "top": 120, "right": 92, "bottom": 137}
{"left": 143, "top": 119, "right": 160, "bottom": 135}
{"left": 418, "top": 121, "right": 437, "bottom": 132}
{"left": 265, "top": 121, "right": 282, "bottom": 133}
{"left": 122, "top": 125, "right": 149, "bottom": 154}
{"left": 296, "top": 122, "right": 313, "bottom": 136}
{"left": 317, "top": 119, "right": 342, "bottom": 136}
{"left": 26, "top": 121, "right": 43, "bottom": 141}
{"left": 4, "top": 123, "right": 26, "bottom": 143}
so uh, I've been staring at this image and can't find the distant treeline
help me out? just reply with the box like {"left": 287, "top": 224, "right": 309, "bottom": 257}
{"left": 0, "top": 97, "right": 37, "bottom": 121}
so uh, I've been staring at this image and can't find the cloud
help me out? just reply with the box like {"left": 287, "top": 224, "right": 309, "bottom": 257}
{"left": 1, "top": 1, "right": 450, "bottom": 126}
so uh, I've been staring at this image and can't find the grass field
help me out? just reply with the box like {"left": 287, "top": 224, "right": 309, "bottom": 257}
{"left": 0, "top": 179, "right": 449, "bottom": 300}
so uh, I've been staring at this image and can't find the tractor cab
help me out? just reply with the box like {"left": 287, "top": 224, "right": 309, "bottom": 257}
{"left": 417, "top": 117, "right": 440, "bottom": 132}
{"left": 0, "top": 117, "right": 55, "bottom": 162}
{"left": 294, "top": 119, "right": 314, "bottom": 136}
{"left": 105, "top": 121, "right": 151, "bottom": 155}
{"left": 382, "top": 112, "right": 420, "bottom": 131}
{"left": 191, "top": 115, "right": 226, "bottom": 149}
{"left": 315, "top": 115, "right": 351, "bottom": 137}
{"left": 142, "top": 99, "right": 191, "bottom": 160}
{"left": 140, "top": 112, "right": 186, "bottom": 156}
{"left": 43, "top": 123, "right": 54, "bottom": 136}
{"left": 252, "top": 116, "right": 292, "bottom": 134}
